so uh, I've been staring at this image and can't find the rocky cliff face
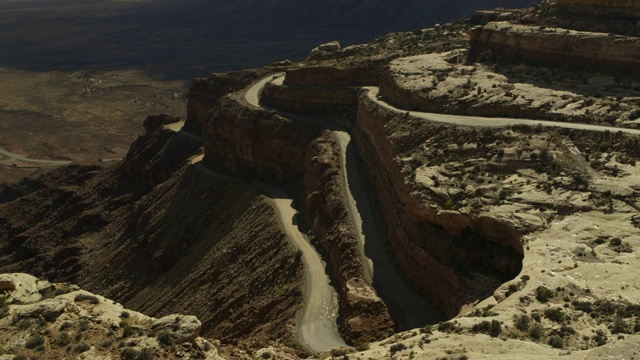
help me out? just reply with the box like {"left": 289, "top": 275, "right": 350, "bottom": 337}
{"left": 186, "top": 67, "right": 288, "bottom": 135}
{"left": 469, "top": 22, "right": 640, "bottom": 72}
{"left": 303, "top": 131, "right": 394, "bottom": 341}
{"left": 354, "top": 93, "right": 523, "bottom": 317}
{"left": 202, "top": 87, "right": 395, "bottom": 342}
{"left": 203, "top": 93, "right": 322, "bottom": 184}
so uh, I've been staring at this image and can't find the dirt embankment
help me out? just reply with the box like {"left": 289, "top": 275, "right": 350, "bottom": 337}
{"left": 0, "top": 125, "right": 305, "bottom": 348}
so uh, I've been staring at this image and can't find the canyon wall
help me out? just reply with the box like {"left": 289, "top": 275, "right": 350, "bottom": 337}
{"left": 354, "top": 91, "right": 523, "bottom": 317}
{"left": 469, "top": 22, "right": 640, "bottom": 72}
{"left": 202, "top": 94, "right": 321, "bottom": 184}
{"left": 262, "top": 81, "right": 358, "bottom": 127}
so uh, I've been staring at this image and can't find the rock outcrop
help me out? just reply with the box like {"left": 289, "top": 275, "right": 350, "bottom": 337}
{"left": 0, "top": 273, "right": 222, "bottom": 360}
{"left": 142, "top": 114, "right": 181, "bottom": 132}
{"left": 469, "top": 22, "right": 640, "bottom": 72}
{"left": 186, "top": 68, "right": 278, "bottom": 135}
{"left": 203, "top": 93, "right": 322, "bottom": 183}
{"left": 308, "top": 41, "right": 341, "bottom": 59}
{"left": 354, "top": 91, "right": 523, "bottom": 317}
{"left": 303, "top": 131, "right": 394, "bottom": 341}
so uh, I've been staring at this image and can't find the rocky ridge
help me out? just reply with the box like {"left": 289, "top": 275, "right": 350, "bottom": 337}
{"left": 0, "top": 273, "right": 222, "bottom": 359}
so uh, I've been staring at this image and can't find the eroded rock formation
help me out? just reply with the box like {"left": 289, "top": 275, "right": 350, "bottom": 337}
{"left": 469, "top": 22, "right": 640, "bottom": 72}
{"left": 0, "top": 273, "right": 223, "bottom": 359}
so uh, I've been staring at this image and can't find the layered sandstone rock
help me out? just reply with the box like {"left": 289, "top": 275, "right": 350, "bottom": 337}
{"left": 469, "top": 22, "right": 640, "bottom": 72}
{"left": 303, "top": 132, "right": 394, "bottom": 341}
{"left": 262, "top": 77, "right": 359, "bottom": 127}
{"left": 186, "top": 68, "right": 277, "bottom": 135}
{"left": 354, "top": 92, "right": 523, "bottom": 317}
{"left": 203, "top": 93, "right": 322, "bottom": 183}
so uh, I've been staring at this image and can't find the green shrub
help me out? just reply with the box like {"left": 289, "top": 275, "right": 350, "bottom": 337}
{"left": 572, "top": 300, "right": 593, "bottom": 313}
{"left": 536, "top": 286, "right": 553, "bottom": 303}
{"left": 25, "top": 335, "right": 44, "bottom": 349}
{"left": 437, "top": 321, "right": 456, "bottom": 332}
{"left": 515, "top": 314, "right": 530, "bottom": 331}
{"left": 56, "top": 331, "right": 71, "bottom": 346}
{"left": 354, "top": 341, "right": 370, "bottom": 351}
{"left": 472, "top": 321, "right": 491, "bottom": 333}
{"left": 139, "top": 348, "right": 154, "bottom": 360}
{"left": 59, "top": 321, "right": 73, "bottom": 331}
{"left": 157, "top": 331, "right": 174, "bottom": 347}
{"left": 529, "top": 324, "right": 543, "bottom": 340}
{"left": 390, "top": 343, "right": 407, "bottom": 353}
{"left": 331, "top": 348, "right": 348, "bottom": 357}
{"left": 122, "top": 326, "right": 135, "bottom": 338}
{"left": 549, "top": 336, "right": 564, "bottom": 349}
{"left": 489, "top": 320, "right": 502, "bottom": 337}
{"left": 121, "top": 348, "right": 139, "bottom": 360}
{"left": 74, "top": 343, "right": 90, "bottom": 353}
{"left": 594, "top": 329, "right": 608, "bottom": 346}
{"left": 544, "top": 308, "right": 565, "bottom": 323}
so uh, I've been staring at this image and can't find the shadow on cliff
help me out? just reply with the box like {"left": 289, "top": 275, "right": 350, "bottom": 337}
{"left": 0, "top": 0, "right": 537, "bottom": 79}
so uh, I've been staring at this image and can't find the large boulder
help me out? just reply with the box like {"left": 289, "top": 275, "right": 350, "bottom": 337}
{"left": 308, "top": 41, "right": 341, "bottom": 58}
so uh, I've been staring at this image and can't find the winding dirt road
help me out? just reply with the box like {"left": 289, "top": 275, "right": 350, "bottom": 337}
{"left": 243, "top": 80, "right": 347, "bottom": 353}
{"left": 254, "top": 75, "right": 442, "bottom": 330}
{"left": 365, "top": 86, "right": 640, "bottom": 135}
{"left": 0, "top": 148, "right": 72, "bottom": 166}
{"left": 167, "top": 119, "right": 346, "bottom": 353}
{"left": 250, "top": 73, "right": 640, "bottom": 333}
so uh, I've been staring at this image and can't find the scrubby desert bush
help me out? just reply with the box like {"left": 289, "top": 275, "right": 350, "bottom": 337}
{"left": 515, "top": 314, "right": 531, "bottom": 331}
{"left": 25, "top": 335, "right": 44, "bottom": 349}
{"left": 536, "top": 286, "right": 553, "bottom": 303}
{"left": 74, "top": 294, "right": 99, "bottom": 304}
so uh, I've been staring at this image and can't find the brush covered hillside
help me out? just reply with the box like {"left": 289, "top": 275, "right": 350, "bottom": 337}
{"left": 5, "top": 0, "right": 640, "bottom": 359}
